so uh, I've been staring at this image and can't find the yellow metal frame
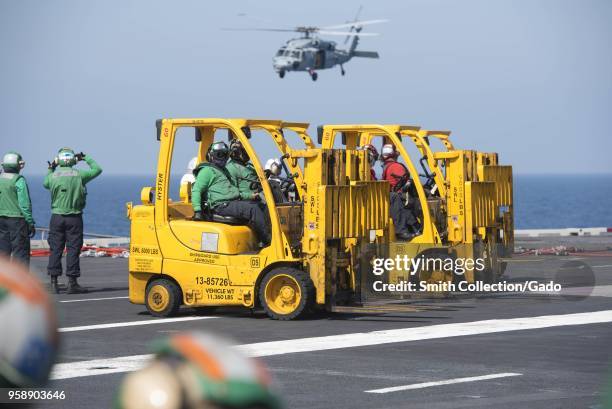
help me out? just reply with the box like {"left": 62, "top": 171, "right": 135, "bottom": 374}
{"left": 319, "top": 124, "right": 442, "bottom": 245}
{"left": 416, "top": 130, "right": 514, "bottom": 259}
{"left": 319, "top": 123, "right": 511, "bottom": 283}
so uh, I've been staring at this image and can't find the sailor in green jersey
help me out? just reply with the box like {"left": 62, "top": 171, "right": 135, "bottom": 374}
{"left": 0, "top": 151, "right": 35, "bottom": 266}
{"left": 191, "top": 142, "right": 271, "bottom": 245}
{"left": 226, "top": 139, "right": 261, "bottom": 200}
{"left": 44, "top": 148, "right": 102, "bottom": 293}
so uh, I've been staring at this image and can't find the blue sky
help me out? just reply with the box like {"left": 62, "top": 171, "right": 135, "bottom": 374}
{"left": 1, "top": 0, "right": 610, "bottom": 175}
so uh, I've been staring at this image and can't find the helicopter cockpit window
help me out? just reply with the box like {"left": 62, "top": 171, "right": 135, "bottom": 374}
{"left": 276, "top": 48, "right": 286, "bottom": 56}
{"left": 290, "top": 50, "right": 301, "bottom": 58}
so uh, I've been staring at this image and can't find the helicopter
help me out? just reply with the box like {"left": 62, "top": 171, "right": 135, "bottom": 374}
{"left": 224, "top": 14, "right": 387, "bottom": 81}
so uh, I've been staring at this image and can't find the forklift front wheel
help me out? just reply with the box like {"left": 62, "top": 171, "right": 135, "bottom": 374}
{"left": 260, "top": 268, "right": 314, "bottom": 320}
{"left": 146, "top": 278, "right": 182, "bottom": 317}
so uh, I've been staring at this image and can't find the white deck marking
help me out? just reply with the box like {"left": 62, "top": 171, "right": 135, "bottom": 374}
{"left": 549, "top": 285, "right": 612, "bottom": 298}
{"left": 51, "top": 309, "right": 612, "bottom": 380}
{"left": 592, "top": 264, "right": 612, "bottom": 268}
{"left": 59, "top": 316, "right": 217, "bottom": 332}
{"left": 53, "top": 355, "right": 152, "bottom": 379}
{"left": 59, "top": 296, "right": 129, "bottom": 303}
{"left": 364, "top": 372, "right": 522, "bottom": 393}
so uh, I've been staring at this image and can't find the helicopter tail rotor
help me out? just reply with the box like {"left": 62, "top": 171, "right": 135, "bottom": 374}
{"left": 348, "top": 26, "right": 363, "bottom": 56}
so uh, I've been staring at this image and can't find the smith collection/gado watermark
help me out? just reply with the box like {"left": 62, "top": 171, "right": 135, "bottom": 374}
{"left": 372, "top": 279, "right": 562, "bottom": 293}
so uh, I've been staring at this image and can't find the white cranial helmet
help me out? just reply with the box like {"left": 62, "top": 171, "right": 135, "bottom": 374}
{"left": 187, "top": 157, "right": 198, "bottom": 172}
{"left": 381, "top": 144, "right": 398, "bottom": 160}
{"left": 265, "top": 158, "right": 282, "bottom": 176}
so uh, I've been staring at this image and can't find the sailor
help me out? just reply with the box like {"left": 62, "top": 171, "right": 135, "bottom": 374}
{"left": 360, "top": 144, "right": 379, "bottom": 180}
{"left": 0, "top": 151, "right": 35, "bottom": 266}
{"left": 191, "top": 142, "right": 271, "bottom": 246}
{"left": 381, "top": 144, "right": 408, "bottom": 190}
{"left": 0, "top": 258, "right": 59, "bottom": 388}
{"left": 380, "top": 144, "right": 421, "bottom": 240}
{"left": 180, "top": 156, "right": 198, "bottom": 188}
{"left": 178, "top": 157, "right": 198, "bottom": 202}
{"left": 44, "top": 148, "right": 102, "bottom": 294}
{"left": 226, "top": 139, "right": 261, "bottom": 200}
{"left": 264, "top": 158, "right": 287, "bottom": 203}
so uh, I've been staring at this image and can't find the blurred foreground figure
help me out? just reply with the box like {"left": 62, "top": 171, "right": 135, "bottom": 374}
{"left": 0, "top": 257, "right": 58, "bottom": 387}
{"left": 115, "top": 332, "right": 282, "bottom": 409}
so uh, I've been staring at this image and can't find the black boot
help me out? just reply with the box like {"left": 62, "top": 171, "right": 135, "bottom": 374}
{"left": 67, "top": 277, "right": 88, "bottom": 294}
{"left": 47, "top": 276, "right": 60, "bottom": 294}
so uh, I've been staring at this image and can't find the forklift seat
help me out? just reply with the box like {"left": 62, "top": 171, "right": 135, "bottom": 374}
{"left": 210, "top": 213, "right": 244, "bottom": 225}
{"left": 168, "top": 202, "right": 244, "bottom": 226}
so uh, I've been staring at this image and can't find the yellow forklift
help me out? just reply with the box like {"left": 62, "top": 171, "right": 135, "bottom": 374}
{"left": 318, "top": 124, "right": 513, "bottom": 284}
{"left": 412, "top": 130, "right": 514, "bottom": 262}
{"left": 127, "top": 118, "right": 511, "bottom": 320}
{"left": 127, "top": 118, "right": 390, "bottom": 320}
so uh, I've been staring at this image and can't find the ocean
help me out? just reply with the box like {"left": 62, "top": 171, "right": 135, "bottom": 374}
{"left": 25, "top": 174, "right": 612, "bottom": 237}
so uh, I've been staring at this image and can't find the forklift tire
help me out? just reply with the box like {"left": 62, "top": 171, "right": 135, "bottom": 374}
{"left": 259, "top": 267, "right": 314, "bottom": 320}
{"left": 145, "top": 278, "right": 182, "bottom": 317}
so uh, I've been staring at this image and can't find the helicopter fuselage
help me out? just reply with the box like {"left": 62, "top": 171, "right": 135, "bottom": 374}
{"left": 273, "top": 38, "right": 351, "bottom": 76}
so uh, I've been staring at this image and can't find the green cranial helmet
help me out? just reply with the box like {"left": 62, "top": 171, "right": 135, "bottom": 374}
{"left": 1, "top": 151, "right": 25, "bottom": 172}
{"left": 206, "top": 141, "right": 230, "bottom": 167}
{"left": 57, "top": 148, "right": 76, "bottom": 167}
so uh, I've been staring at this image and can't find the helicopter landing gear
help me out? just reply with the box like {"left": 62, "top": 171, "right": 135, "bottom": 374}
{"left": 279, "top": 70, "right": 285, "bottom": 79}
{"left": 340, "top": 65, "right": 345, "bottom": 76}
{"left": 308, "top": 69, "right": 318, "bottom": 81}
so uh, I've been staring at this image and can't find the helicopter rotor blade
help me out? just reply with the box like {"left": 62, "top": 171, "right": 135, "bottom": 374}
{"left": 221, "top": 27, "right": 299, "bottom": 33}
{"left": 353, "top": 5, "right": 364, "bottom": 22}
{"left": 317, "top": 30, "right": 379, "bottom": 37}
{"left": 321, "top": 19, "right": 388, "bottom": 30}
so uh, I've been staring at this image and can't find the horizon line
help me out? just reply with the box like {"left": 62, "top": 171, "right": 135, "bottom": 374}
{"left": 18, "top": 172, "right": 612, "bottom": 177}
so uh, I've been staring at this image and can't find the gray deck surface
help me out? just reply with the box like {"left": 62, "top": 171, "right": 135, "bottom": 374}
{"left": 21, "top": 236, "right": 612, "bottom": 408}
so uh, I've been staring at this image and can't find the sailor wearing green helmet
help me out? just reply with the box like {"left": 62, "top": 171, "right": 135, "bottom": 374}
{"left": 192, "top": 141, "right": 271, "bottom": 246}
{"left": 44, "top": 147, "right": 102, "bottom": 294}
{"left": 0, "top": 151, "right": 35, "bottom": 266}
{"left": 115, "top": 332, "right": 282, "bottom": 409}
{"left": 226, "top": 138, "right": 261, "bottom": 200}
